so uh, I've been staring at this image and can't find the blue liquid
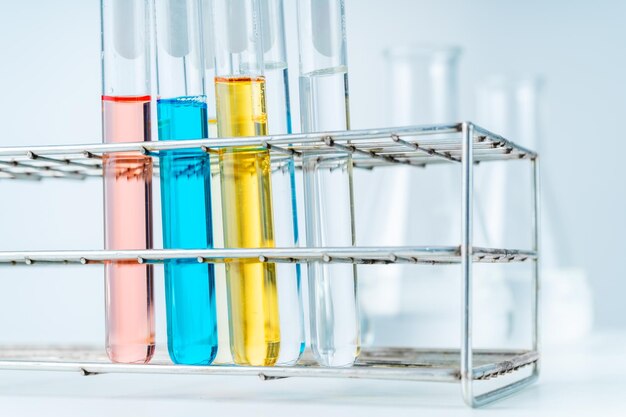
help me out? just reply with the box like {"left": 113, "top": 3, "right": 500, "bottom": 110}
{"left": 157, "top": 96, "right": 217, "bottom": 365}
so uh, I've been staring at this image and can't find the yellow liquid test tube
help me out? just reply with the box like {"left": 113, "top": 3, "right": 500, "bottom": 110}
{"left": 215, "top": 75, "right": 280, "bottom": 366}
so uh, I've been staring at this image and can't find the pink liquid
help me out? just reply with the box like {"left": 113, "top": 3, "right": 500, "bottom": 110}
{"left": 102, "top": 96, "right": 155, "bottom": 364}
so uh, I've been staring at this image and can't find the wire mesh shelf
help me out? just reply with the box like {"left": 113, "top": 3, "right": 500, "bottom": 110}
{"left": 0, "top": 122, "right": 540, "bottom": 408}
{"left": 0, "top": 123, "right": 535, "bottom": 180}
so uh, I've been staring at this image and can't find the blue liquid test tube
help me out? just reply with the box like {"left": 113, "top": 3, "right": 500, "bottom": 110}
{"left": 155, "top": 0, "right": 217, "bottom": 365}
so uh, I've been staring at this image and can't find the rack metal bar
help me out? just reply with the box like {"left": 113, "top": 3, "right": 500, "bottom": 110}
{"left": 0, "top": 124, "right": 536, "bottom": 179}
{"left": 323, "top": 135, "right": 414, "bottom": 167}
{"left": 26, "top": 152, "right": 102, "bottom": 170}
{"left": 0, "top": 125, "right": 457, "bottom": 157}
{"left": 0, "top": 159, "right": 87, "bottom": 180}
{"left": 471, "top": 351, "right": 540, "bottom": 380}
{"left": 531, "top": 156, "right": 542, "bottom": 373}
{"left": 459, "top": 124, "right": 542, "bottom": 407}
{"left": 472, "top": 374, "right": 539, "bottom": 407}
{"left": 0, "top": 161, "right": 83, "bottom": 180}
{"left": 460, "top": 122, "right": 475, "bottom": 405}
{"left": 0, "top": 246, "right": 537, "bottom": 266}
{"left": 472, "top": 125, "right": 537, "bottom": 160}
{"left": 0, "top": 123, "right": 536, "bottom": 159}
{"left": 0, "top": 167, "right": 40, "bottom": 181}
{"left": 0, "top": 346, "right": 538, "bottom": 384}
{"left": 391, "top": 134, "right": 461, "bottom": 163}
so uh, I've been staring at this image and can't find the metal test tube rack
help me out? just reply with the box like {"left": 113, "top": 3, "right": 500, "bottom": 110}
{"left": 0, "top": 122, "right": 540, "bottom": 408}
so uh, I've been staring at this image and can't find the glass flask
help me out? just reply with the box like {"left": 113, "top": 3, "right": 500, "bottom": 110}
{"left": 360, "top": 45, "right": 467, "bottom": 348}
{"left": 476, "top": 76, "right": 562, "bottom": 347}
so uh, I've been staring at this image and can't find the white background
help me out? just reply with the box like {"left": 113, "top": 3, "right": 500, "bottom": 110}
{"left": 0, "top": 0, "right": 623, "bottom": 346}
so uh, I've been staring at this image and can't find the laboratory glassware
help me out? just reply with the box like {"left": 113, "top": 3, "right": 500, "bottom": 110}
{"left": 384, "top": 45, "right": 460, "bottom": 124}
{"left": 155, "top": 0, "right": 217, "bottom": 365}
{"left": 211, "top": 0, "right": 280, "bottom": 366}
{"left": 101, "top": 0, "right": 155, "bottom": 364}
{"left": 361, "top": 45, "right": 465, "bottom": 348}
{"left": 476, "top": 76, "right": 573, "bottom": 346}
{"left": 197, "top": 0, "right": 232, "bottom": 365}
{"left": 297, "top": 0, "right": 359, "bottom": 367}
{"left": 210, "top": 161, "right": 232, "bottom": 364}
{"left": 475, "top": 76, "right": 547, "bottom": 250}
{"left": 261, "top": 0, "right": 305, "bottom": 366}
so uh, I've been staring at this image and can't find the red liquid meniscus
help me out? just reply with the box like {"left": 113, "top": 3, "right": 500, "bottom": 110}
{"left": 102, "top": 95, "right": 155, "bottom": 364}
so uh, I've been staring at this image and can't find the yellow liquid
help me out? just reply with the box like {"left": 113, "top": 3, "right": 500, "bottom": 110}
{"left": 215, "top": 76, "right": 280, "bottom": 366}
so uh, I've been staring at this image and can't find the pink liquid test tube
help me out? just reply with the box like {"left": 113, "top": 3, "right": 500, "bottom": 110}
{"left": 101, "top": 0, "right": 155, "bottom": 364}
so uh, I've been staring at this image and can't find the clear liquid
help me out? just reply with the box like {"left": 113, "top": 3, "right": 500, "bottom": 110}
{"left": 265, "top": 65, "right": 305, "bottom": 365}
{"left": 299, "top": 67, "right": 360, "bottom": 367}
{"left": 157, "top": 96, "right": 218, "bottom": 365}
{"left": 210, "top": 164, "right": 234, "bottom": 365}
{"left": 215, "top": 76, "right": 280, "bottom": 366}
{"left": 102, "top": 95, "right": 155, "bottom": 364}
{"left": 206, "top": 113, "right": 233, "bottom": 365}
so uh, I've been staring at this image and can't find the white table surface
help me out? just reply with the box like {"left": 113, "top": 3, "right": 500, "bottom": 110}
{"left": 0, "top": 333, "right": 623, "bottom": 416}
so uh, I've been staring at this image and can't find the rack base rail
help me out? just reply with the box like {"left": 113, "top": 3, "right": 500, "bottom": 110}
{"left": 0, "top": 346, "right": 539, "bottom": 406}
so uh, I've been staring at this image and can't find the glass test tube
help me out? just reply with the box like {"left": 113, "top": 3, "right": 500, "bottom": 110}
{"left": 155, "top": 0, "right": 217, "bottom": 365}
{"left": 297, "top": 0, "right": 359, "bottom": 367}
{"left": 212, "top": 0, "right": 280, "bottom": 366}
{"left": 261, "top": 0, "right": 305, "bottom": 366}
{"left": 210, "top": 161, "right": 232, "bottom": 364}
{"left": 101, "top": 0, "right": 155, "bottom": 364}
{"left": 200, "top": 0, "right": 233, "bottom": 365}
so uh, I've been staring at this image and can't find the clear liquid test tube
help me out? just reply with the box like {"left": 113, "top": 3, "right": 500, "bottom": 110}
{"left": 154, "top": 0, "right": 217, "bottom": 365}
{"left": 261, "top": 0, "right": 305, "bottom": 366}
{"left": 101, "top": 0, "right": 155, "bottom": 364}
{"left": 211, "top": 0, "right": 280, "bottom": 366}
{"left": 296, "top": 0, "right": 360, "bottom": 367}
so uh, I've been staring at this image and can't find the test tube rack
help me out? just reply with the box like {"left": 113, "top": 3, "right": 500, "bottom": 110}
{"left": 0, "top": 122, "right": 539, "bottom": 408}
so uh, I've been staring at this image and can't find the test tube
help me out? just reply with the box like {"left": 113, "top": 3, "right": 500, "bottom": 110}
{"left": 200, "top": 0, "right": 233, "bottom": 365}
{"left": 101, "top": 0, "right": 155, "bottom": 364}
{"left": 155, "top": 0, "right": 217, "bottom": 365}
{"left": 211, "top": 0, "right": 280, "bottom": 366}
{"left": 261, "top": 0, "right": 305, "bottom": 366}
{"left": 297, "top": 0, "right": 360, "bottom": 367}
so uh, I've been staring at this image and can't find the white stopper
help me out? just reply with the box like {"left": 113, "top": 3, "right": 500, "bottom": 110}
{"left": 113, "top": 0, "right": 143, "bottom": 59}
{"left": 202, "top": 0, "right": 215, "bottom": 69}
{"left": 226, "top": 0, "right": 247, "bottom": 54}
{"left": 311, "top": 0, "right": 339, "bottom": 57}
{"left": 163, "top": 0, "right": 190, "bottom": 58}
{"left": 259, "top": 0, "right": 275, "bottom": 54}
